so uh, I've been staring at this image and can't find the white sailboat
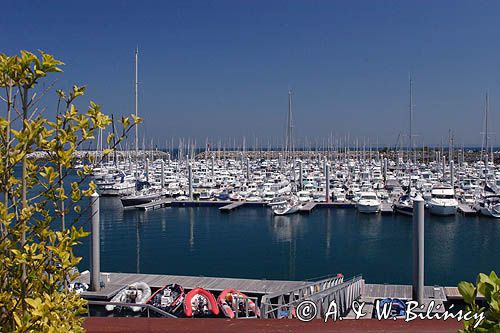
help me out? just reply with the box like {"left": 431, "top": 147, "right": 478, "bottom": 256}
{"left": 272, "top": 195, "right": 302, "bottom": 215}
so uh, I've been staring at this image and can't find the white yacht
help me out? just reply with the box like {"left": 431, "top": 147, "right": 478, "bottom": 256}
{"left": 428, "top": 184, "right": 458, "bottom": 216}
{"left": 357, "top": 191, "right": 381, "bottom": 214}
{"left": 272, "top": 195, "right": 302, "bottom": 215}
{"left": 475, "top": 195, "right": 500, "bottom": 218}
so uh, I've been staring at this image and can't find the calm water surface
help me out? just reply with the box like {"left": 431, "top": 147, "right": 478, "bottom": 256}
{"left": 76, "top": 197, "right": 500, "bottom": 286}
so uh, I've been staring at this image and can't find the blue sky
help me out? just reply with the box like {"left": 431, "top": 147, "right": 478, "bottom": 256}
{"left": 2, "top": 0, "right": 500, "bottom": 147}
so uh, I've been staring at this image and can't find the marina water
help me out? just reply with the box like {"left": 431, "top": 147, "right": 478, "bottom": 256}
{"left": 76, "top": 196, "right": 500, "bottom": 287}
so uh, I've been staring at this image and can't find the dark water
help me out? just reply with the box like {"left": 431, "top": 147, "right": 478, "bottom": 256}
{"left": 75, "top": 198, "right": 500, "bottom": 286}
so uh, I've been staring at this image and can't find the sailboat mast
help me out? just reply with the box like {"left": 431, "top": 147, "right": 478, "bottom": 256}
{"left": 135, "top": 47, "right": 139, "bottom": 169}
{"left": 409, "top": 74, "right": 414, "bottom": 164}
{"left": 485, "top": 91, "right": 489, "bottom": 166}
{"left": 288, "top": 90, "right": 293, "bottom": 159}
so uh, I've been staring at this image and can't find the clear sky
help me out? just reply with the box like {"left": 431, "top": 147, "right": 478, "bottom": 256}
{"left": 3, "top": 0, "right": 500, "bottom": 148}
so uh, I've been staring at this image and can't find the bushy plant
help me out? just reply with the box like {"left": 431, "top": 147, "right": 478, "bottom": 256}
{"left": 0, "top": 50, "right": 138, "bottom": 332}
{"left": 458, "top": 271, "right": 500, "bottom": 332}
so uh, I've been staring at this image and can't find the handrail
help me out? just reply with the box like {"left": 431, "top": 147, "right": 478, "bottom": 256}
{"left": 86, "top": 300, "right": 177, "bottom": 318}
{"left": 263, "top": 274, "right": 344, "bottom": 300}
{"left": 260, "top": 275, "right": 363, "bottom": 319}
{"left": 307, "top": 275, "right": 363, "bottom": 318}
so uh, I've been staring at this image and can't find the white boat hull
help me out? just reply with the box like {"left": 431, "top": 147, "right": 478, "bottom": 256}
{"left": 479, "top": 205, "right": 500, "bottom": 218}
{"left": 273, "top": 205, "right": 300, "bottom": 215}
{"left": 357, "top": 203, "right": 381, "bottom": 214}
{"left": 428, "top": 202, "right": 457, "bottom": 216}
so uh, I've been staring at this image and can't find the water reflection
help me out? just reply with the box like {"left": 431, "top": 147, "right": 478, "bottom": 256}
{"left": 78, "top": 203, "right": 500, "bottom": 286}
{"left": 189, "top": 208, "right": 194, "bottom": 250}
{"left": 325, "top": 209, "right": 332, "bottom": 257}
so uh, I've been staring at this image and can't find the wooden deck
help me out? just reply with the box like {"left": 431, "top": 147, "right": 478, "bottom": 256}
{"left": 444, "top": 286, "right": 484, "bottom": 300}
{"left": 219, "top": 201, "right": 247, "bottom": 212}
{"left": 364, "top": 284, "right": 447, "bottom": 301}
{"left": 78, "top": 272, "right": 309, "bottom": 300}
{"left": 134, "top": 199, "right": 172, "bottom": 211}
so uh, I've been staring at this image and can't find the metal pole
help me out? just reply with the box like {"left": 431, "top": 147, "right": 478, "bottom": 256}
{"left": 90, "top": 192, "right": 100, "bottom": 291}
{"left": 325, "top": 160, "right": 330, "bottom": 203}
{"left": 412, "top": 195, "right": 424, "bottom": 303}
{"left": 211, "top": 155, "right": 215, "bottom": 178}
{"left": 442, "top": 156, "right": 446, "bottom": 179}
{"left": 145, "top": 157, "right": 149, "bottom": 182}
{"left": 160, "top": 159, "right": 165, "bottom": 188}
{"left": 450, "top": 160, "right": 455, "bottom": 195}
{"left": 299, "top": 160, "right": 303, "bottom": 191}
{"left": 246, "top": 158, "right": 250, "bottom": 181}
{"left": 188, "top": 163, "right": 193, "bottom": 200}
{"left": 383, "top": 157, "right": 388, "bottom": 182}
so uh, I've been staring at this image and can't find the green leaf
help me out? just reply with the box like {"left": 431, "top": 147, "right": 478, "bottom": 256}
{"left": 458, "top": 281, "right": 477, "bottom": 304}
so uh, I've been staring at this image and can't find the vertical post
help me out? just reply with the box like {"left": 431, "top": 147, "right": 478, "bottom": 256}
{"left": 450, "top": 160, "right": 455, "bottom": 195}
{"left": 246, "top": 158, "right": 250, "bottom": 181}
{"left": 299, "top": 160, "right": 303, "bottom": 191}
{"left": 145, "top": 157, "right": 149, "bottom": 182}
{"left": 383, "top": 157, "right": 388, "bottom": 182}
{"left": 128, "top": 156, "right": 132, "bottom": 173}
{"left": 211, "top": 155, "right": 215, "bottom": 178}
{"left": 412, "top": 195, "right": 424, "bottom": 303}
{"left": 325, "top": 161, "right": 330, "bottom": 203}
{"left": 90, "top": 192, "right": 100, "bottom": 291}
{"left": 442, "top": 156, "right": 446, "bottom": 179}
{"left": 160, "top": 159, "right": 165, "bottom": 188}
{"left": 188, "top": 162, "right": 193, "bottom": 201}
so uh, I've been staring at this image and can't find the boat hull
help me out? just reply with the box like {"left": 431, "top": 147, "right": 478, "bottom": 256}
{"left": 479, "top": 206, "right": 500, "bottom": 218}
{"left": 273, "top": 206, "right": 300, "bottom": 215}
{"left": 106, "top": 282, "right": 151, "bottom": 312}
{"left": 184, "top": 288, "right": 219, "bottom": 317}
{"left": 146, "top": 283, "right": 185, "bottom": 316}
{"left": 428, "top": 202, "right": 456, "bottom": 216}
{"left": 393, "top": 203, "right": 413, "bottom": 216}
{"left": 217, "top": 288, "right": 260, "bottom": 318}
{"left": 120, "top": 193, "right": 165, "bottom": 208}
{"left": 357, "top": 203, "right": 380, "bottom": 213}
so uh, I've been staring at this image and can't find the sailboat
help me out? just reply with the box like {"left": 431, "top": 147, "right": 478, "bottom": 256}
{"left": 272, "top": 194, "right": 302, "bottom": 215}
{"left": 120, "top": 48, "right": 167, "bottom": 208}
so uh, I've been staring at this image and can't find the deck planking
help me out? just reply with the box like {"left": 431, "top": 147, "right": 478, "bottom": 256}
{"left": 134, "top": 199, "right": 172, "bottom": 211}
{"left": 78, "top": 272, "right": 309, "bottom": 300}
{"left": 219, "top": 201, "right": 247, "bottom": 211}
{"left": 363, "top": 284, "right": 447, "bottom": 301}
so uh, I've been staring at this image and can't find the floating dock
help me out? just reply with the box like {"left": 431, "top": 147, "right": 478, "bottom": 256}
{"left": 79, "top": 271, "right": 467, "bottom": 304}
{"left": 364, "top": 283, "right": 446, "bottom": 301}
{"left": 79, "top": 272, "right": 309, "bottom": 300}
{"left": 134, "top": 199, "right": 172, "bottom": 211}
{"left": 219, "top": 201, "right": 247, "bottom": 212}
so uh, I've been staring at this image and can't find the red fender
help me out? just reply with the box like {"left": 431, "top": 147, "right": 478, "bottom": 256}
{"left": 184, "top": 288, "right": 219, "bottom": 317}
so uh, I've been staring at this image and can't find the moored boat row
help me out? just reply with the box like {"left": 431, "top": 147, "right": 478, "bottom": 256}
{"left": 105, "top": 282, "right": 260, "bottom": 318}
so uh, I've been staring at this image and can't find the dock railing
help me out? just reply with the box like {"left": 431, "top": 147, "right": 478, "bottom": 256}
{"left": 308, "top": 275, "right": 364, "bottom": 319}
{"left": 260, "top": 274, "right": 358, "bottom": 319}
{"left": 85, "top": 300, "right": 177, "bottom": 318}
{"left": 232, "top": 295, "right": 260, "bottom": 319}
